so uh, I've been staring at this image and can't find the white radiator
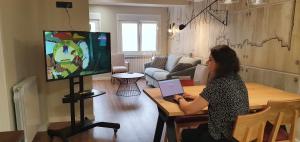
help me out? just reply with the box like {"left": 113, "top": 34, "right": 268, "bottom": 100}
{"left": 125, "top": 55, "right": 152, "bottom": 73}
{"left": 13, "top": 76, "right": 41, "bottom": 142}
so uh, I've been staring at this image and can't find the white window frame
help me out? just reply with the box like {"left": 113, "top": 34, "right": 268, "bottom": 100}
{"left": 89, "top": 13, "right": 101, "bottom": 32}
{"left": 117, "top": 14, "right": 161, "bottom": 55}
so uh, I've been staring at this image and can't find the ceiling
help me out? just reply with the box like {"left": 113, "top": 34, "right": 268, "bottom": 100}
{"left": 89, "top": 0, "right": 189, "bottom": 7}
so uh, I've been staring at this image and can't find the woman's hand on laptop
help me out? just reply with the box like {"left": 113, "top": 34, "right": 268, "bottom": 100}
{"left": 174, "top": 94, "right": 195, "bottom": 104}
{"left": 173, "top": 95, "right": 183, "bottom": 103}
{"left": 183, "top": 93, "right": 197, "bottom": 100}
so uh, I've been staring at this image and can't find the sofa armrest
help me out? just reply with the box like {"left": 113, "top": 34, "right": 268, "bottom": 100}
{"left": 144, "top": 62, "right": 153, "bottom": 69}
{"left": 167, "top": 66, "right": 197, "bottom": 79}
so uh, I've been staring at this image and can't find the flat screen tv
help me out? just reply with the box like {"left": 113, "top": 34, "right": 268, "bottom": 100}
{"left": 43, "top": 31, "right": 111, "bottom": 81}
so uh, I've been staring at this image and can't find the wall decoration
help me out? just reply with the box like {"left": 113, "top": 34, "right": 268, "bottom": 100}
{"left": 168, "top": 0, "right": 300, "bottom": 94}
{"left": 215, "top": 0, "right": 296, "bottom": 50}
{"left": 168, "top": 0, "right": 296, "bottom": 55}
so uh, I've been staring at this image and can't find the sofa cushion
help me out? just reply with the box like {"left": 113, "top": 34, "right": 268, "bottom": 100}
{"left": 178, "top": 56, "right": 201, "bottom": 66}
{"left": 151, "top": 56, "right": 168, "bottom": 69}
{"left": 165, "top": 55, "right": 181, "bottom": 72}
{"left": 170, "top": 63, "right": 194, "bottom": 73}
{"left": 112, "top": 66, "right": 128, "bottom": 73}
{"left": 153, "top": 71, "right": 169, "bottom": 81}
{"left": 144, "top": 67, "right": 167, "bottom": 76}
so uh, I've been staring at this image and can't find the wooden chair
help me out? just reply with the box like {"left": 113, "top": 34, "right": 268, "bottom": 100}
{"left": 265, "top": 99, "right": 300, "bottom": 142}
{"left": 172, "top": 80, "right": 208, "bottom": 142}
{"left": 111, "top": 53, "right": 129, "bottom": 83}
{"left": 164, "top": 65, "right": 209, "bottom": 142}
{"left": 232, "top": 106, "right": 271, "bottom": 142}
{"left": 163, "top": 116, "right": 208, "bottom": 142}
{"left": 173, "top": 115, "right": 208, "bottom": 142}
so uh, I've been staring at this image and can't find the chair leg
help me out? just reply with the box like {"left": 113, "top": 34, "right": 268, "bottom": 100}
{"left": 163, "top": 123, "right": 181, "bottom": 142}
{"left": 111, "top": 72, "right": 115, "bottom": 84}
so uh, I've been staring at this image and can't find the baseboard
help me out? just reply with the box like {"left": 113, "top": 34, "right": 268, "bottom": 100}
{"left": 38, "top": 122, "right": 49, "bottom": 132}
{"left": 92, "top": 73, "right": 111, "bottom": 80}
{"left": 92, "top": 76, "right": 111, "bottom": 80}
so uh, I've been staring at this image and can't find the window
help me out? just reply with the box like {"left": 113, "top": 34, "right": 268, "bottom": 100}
{"left": 118, "top": 14, "right": 160, "bottom": 53}
{"left": 120, "top": 22, "right": 157, "bottom": 52}
{"left": 141, "top": 23, "right": 157, "bottom": 51}
{"left": 122, "top": 23, "right": 138, "bottom": 51}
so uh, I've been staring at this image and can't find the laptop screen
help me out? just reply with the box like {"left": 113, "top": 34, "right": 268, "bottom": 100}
{"left": 158, "top": 79, "right": 184, "bottom": 97}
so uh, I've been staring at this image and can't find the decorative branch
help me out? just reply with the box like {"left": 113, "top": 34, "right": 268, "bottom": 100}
{"left": 216, "top": 35, "right": 290, "bottom": 50}
{"left": 215, "top": 0, "right": 296, "bottom": 51}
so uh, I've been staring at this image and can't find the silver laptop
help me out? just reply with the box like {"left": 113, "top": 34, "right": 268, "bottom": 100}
{"left": 158, "top": 79, "right": 184, "bottom": 103}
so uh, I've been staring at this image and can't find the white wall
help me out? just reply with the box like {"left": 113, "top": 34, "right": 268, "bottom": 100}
{"left": 0, "top": 1, "right": 11, "bottom": 131}
{"left": 0, "top": 0, "right": 92, "bottom": 131}
{"left": 89, "top": 0, "right": 188, "bottom": 6}
{"left": 168, "top": 0, "right": 300, "bottom": 140}
{"left": 39, "top": 0, "right": 93, "bottom": 124}
{"left": 89, "top": 5, "right": 168, "bottom": 55}
{"left": 0, "top": 0, "right": 40, "bottom": 131}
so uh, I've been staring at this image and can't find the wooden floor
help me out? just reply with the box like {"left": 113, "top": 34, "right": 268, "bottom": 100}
{"left": 34, "top": 79, "right": 160, "bottom": 142}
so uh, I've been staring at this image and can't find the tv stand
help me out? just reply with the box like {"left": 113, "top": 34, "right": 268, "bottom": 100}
{"left": 47, "top": 77, "right": 120, "bottom": 142}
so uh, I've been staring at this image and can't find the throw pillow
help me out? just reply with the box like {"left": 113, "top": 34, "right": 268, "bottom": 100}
{"left": 165, "top": 55, "right": 182, "bottom": 72}
{"left": 151, "top": 56, "right": 168, "bottom": 69}
{"left": 178, "top": 56, "right": 201, "bottom": 66}
{"left": 170, "top": 63, "right": 193, "bottom": 73}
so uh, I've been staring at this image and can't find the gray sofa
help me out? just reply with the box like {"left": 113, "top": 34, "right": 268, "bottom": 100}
{"left": 144, "top": 55, "right": 201, "bottom": 87}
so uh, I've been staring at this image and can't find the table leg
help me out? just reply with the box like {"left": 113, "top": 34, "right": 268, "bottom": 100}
{"left": 166, "top": 118, "right": 176, "bottom": 142}
{"left": 154, "top": 108, "right": 177, "bottom": 142}
{"left": 134, "top": 81, "right": 141, "bottom": 94}
{"left": 116, "top": 78, "right": 122, "bottom": 95}
{"left": 154, "top": 109, "right": 165, "bottom": 142}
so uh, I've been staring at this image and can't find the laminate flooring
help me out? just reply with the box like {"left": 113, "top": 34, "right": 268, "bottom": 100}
{"left": 34, "top": 79, "right": 161, "bottom": 142}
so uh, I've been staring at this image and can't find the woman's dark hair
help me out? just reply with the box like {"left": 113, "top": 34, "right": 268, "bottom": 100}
{"left": 210, "top": 45, "right": 240, "bottom": 78}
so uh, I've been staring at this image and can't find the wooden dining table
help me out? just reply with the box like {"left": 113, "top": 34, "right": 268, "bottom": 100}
{"left": 143, "top": 82, "right": 300, "bottom": 142}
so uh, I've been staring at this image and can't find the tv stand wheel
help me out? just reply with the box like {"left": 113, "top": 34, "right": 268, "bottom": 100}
{"left": 49, "top": 135, "right": 54, "bottom": 141}
{"left": 62, "top": 138, "right": 69, "bottom": 142}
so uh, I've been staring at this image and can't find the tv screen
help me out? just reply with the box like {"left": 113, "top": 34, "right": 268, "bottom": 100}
{"left": 43, "top": 31, "right": 111, "bottom": 81}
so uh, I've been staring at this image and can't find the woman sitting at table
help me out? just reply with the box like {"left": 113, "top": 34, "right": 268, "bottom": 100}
{"left": 174, "top": 45, "right": 249, "bottom": 142}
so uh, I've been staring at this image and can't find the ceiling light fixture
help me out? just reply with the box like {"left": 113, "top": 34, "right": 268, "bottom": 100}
{"left": 219, "top": 0, "right": 240, "bottom": 4}
{"left": 250, "top": 0, "right": 266, "bottom": 5}
{"left": 179, "top": 0, "right": 219, "bottom": 30}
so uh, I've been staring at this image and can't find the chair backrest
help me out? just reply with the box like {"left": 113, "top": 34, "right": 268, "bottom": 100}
{"left": 233, "top": 107, "right": 271, "bottom": 142}
{"left": 266, "top": 99, "right": 300, "bottom": 142}
{"left": 111, "top": 53, "right": 125, "bottom": 66}
{"left": 193, "top": 64, "right": 209, "bottom": 85}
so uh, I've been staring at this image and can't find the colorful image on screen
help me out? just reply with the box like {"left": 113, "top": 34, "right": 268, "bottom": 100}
{"left": 44, "top": 31, "right": 111, "bottom": 81}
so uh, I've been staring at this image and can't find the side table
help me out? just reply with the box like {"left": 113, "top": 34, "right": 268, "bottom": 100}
{"left": 112, "top": 73, "right": 144, "bottom": 97}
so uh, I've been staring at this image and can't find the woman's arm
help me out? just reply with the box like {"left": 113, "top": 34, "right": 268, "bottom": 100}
{"left": 174, "top": 95, "right": 208, "bottom": 115}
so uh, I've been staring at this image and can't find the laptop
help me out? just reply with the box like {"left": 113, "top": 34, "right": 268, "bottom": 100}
{"left": 158, "top": 79, "right": 185, "bottom": 103}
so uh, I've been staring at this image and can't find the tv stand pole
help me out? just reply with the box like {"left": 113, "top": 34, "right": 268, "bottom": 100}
{"left": 47, "top": 76, "right": 120, "bottom": 142}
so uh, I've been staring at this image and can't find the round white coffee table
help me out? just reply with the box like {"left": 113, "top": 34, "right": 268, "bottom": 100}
{"left": 112, "top": 73, "right": 144, "bottom": 96}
